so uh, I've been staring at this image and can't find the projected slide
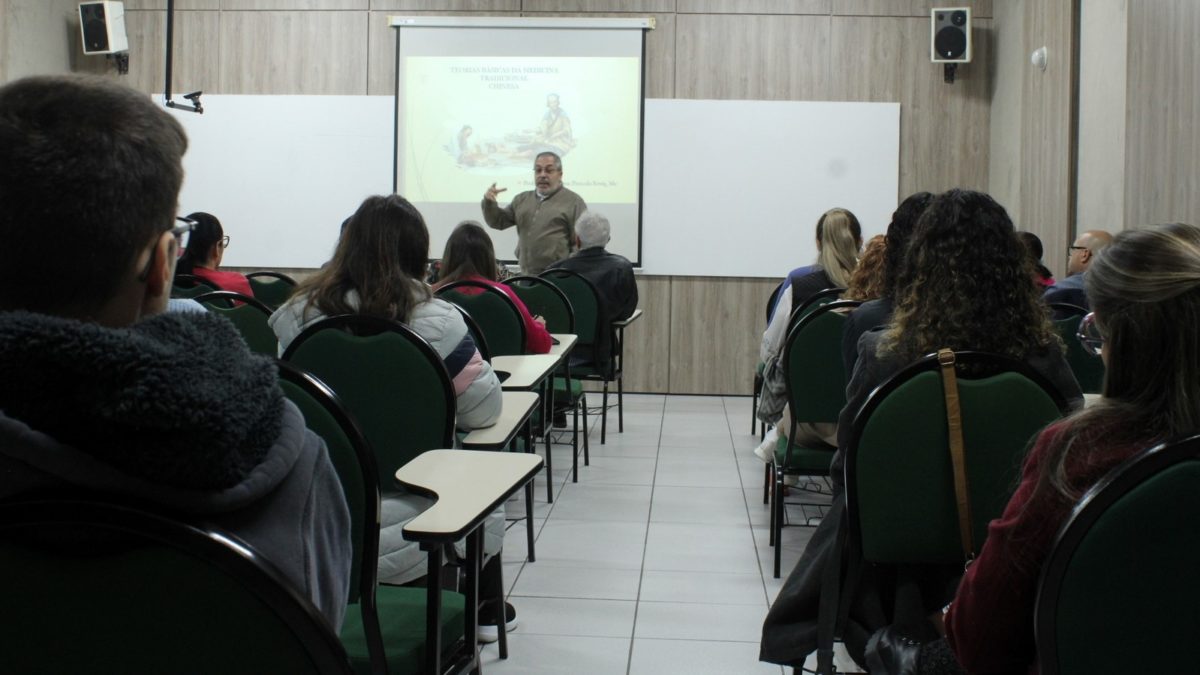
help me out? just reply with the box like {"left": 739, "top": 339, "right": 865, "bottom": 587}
{"left": 391, "top": 18, "right": 648, "bottom": 264}
{"left": 401, "top": 57, "right": 641, "bottom": 205}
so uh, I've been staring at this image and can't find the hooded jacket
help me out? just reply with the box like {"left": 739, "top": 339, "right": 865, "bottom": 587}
{"left": 0, "top": 310, "right": 351, "bottom": 629}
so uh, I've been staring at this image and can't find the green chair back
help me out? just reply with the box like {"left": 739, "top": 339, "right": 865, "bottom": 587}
{"left": 784, "top": 300, "right": 861, "bottom": 425}
{"left": 282, "top": 315, "right": 456, "bottom": 492}
{"left": 277, "top": 362, "right": 468, "bottom": 675}
{"left": 789, "top": 287, "right": 845, "bottom": 332}
{"left": 1036, "top": 434, "right": 1200, "bottom": 675}
{"left": 1049, "top": 304, "right": 1105, "bottom": 394}
{"left": 446, "top": 302, "right": 492, "bottom": 363}
{"left": 505, "top": 275, "right": 575, "bottom": 334}
{"left": 542, "top": 264, "right": 604, "bottom": 367}
{"left": 195, "top": 291, "right": 278, "bottom": 356}
{"left": 436, "top": 281, "right": 526, "bottom": 357}
{"left": 247, "top": 271, "right": 298, "bottom": 310}
{"left": 0, "top": 499, "right": 351, "bottom": 674}
{"left": 171, "top": 273, "right": 218, "bottom": 299}
{"left": 846, "top": 352, "right": 1069, "bottom": 564}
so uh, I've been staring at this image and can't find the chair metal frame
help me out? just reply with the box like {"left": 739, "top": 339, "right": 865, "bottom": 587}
{"left": 1034, "top": 433, "right": 1200, "bottom": 675}
{"left": 0, "top": 498, "right": 353, "bottom": 674}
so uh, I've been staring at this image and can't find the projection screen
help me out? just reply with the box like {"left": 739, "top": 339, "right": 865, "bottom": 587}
{"left": 390, "top": 16, "right": 649, "bottom": 266}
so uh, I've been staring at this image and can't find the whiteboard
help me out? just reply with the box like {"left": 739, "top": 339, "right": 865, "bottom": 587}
{"left": 164, "top": 95, "right": 898, "bottom": 277}
{"left": 164, "top": 95, "right": 394, "bottom": 269}
{"left": 641, "top": 99, "right": 900, "bottom": 277}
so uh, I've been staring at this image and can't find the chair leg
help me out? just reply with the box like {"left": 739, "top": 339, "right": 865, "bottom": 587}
{"left": 617, "top": 375, "right": 624, "bottom": 433}
{"left": 571, "top": 397, "right": 579, "bottom": 483}
{"left": 768, "top": 469, "right": 776, "bottom": 547}
{"left": 774, "top": 470, "right": 784, "bottom": 578}
{"left": 525, "top": 482, "right": 536, "bottom": 563}
{"left": 763, "top": 462, "right": 771, "bottom": 505}
{"left": 581, "top": 393, "right": 590, "bottom": 466}
{"left": 600, "top": 381, "right": 610, "bottom": 445}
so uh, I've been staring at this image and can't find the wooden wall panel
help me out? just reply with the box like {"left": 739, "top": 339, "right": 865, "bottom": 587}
{"left": 221, "top": 0, "right": 367, "bottom": 9}
{"left": 676, "top": 0, "right": 829, "bottom": 15}
{"left": 830, "top": 16, "right": 991, "bottom": 197}
{"left": 366, "top": 10, "right": 522, "bottom": 95}
{"left": 118, "top": 11, "right": 221, "bottom": 94}
{"left": 1124, "top": 1, "right": 1200, "bottom": 228}
{"left": 668, "top": 276, "right": 776, "bottom": 395}
{"left": 834, "top": 0, "right": 991, "bottom": 19}
{"left": 219, "top": 11, "right": 369, "bottom": 94}
{"left": 522, "top": 0, "right": 675, "bottom": 12}
{"left": 123, "top": 0, "right": 218, "bottom": 9}
{"left": 675, "top": 13, "right": 831, "bottom": 100}
{"left": 521, "top": 11, "right": 675, "bottom": 98}
{"left": 620, "top": 276, "right": 671, "bottom": 392}
{"left": 370, "top": 0, "right": 519, "bottom": 8}
{"left": 1018, "top": 0, "right": 1074, "bottom": 267}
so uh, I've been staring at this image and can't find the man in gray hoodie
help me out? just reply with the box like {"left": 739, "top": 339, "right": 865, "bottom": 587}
{"left": 0, "top": 75, "right": 351, "bottom": 629}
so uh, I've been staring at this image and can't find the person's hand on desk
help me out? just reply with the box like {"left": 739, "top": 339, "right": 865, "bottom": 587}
{"left": 484, "top": 183, "right": 507, "bottom": 202}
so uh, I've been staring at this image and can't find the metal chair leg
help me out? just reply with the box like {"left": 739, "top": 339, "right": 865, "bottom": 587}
{"left": 571, "top": 397, "right": 579, "bottom": 483}
{"left": 600, "top": 381, "right": 610, "bottom": 444}
{"left": 581, "top": 393, "right": 590, "bottom": 466}
{"left": 617, "top": 375, "right": 624, "bottom": 433}
{"left": 763, "top": 462, "right": 771, "bottom": 505}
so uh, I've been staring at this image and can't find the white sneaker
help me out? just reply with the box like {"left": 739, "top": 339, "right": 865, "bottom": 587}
{"left": 754, "top": 428, "right": 778, "bottom": 464}
{"left": 477, "top": 602, "right": 518, "bottom": 643}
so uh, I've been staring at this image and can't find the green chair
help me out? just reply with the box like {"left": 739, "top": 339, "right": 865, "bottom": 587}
{"left": 504, "top": 275, "right": 590, "bottom": 477}
{"left": 816, "top": 351, "right": 1070, "bottom": 675}
{"left": 770, "top": 299, "right": 862, "bottom": 578}
{"left": 194, "top": 290, "right": 278, "bottom": 356}
{"left": 540, "top": 268, "right": 623, "bottom": 444}
{"left": 278, "top": 361, "right": 468, "bottom": 675}
{"left": 788, "top": 286, "right": 846, "bottom": 335}
{"left": 436, "top": 281, "right": 527, "bottom": 357}
{"left": 1048, "top": 302, "right": 1105, "bottom": 394}
{"left": 446, "top": 302, "right": 493, "bottom": 364}
{"left": 247, "top": 271, "right": 298, "bottom": 310}
{"left": 171, "top": 273, "right": 218, "bottom": 299}
{"left": 1036, "top": 433, "right": 1200, "bottom": 675}
{"left": 0, "top": 498, "right": 352, "bottom": 674}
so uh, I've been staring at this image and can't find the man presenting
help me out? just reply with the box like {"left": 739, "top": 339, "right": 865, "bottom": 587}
{"left": 482, "top": 151, "right": 587, "bottom": 275}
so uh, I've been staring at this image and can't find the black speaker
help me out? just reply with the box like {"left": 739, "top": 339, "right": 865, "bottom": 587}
{"left": 931, "top": 7, "right": 972, "bottom": 63}
{"left": 78, "top": 1, "right": 128, "bottom": 55}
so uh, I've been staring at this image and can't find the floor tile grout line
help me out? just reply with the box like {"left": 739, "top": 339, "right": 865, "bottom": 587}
{"left": 723, "top": 396, "right": 778, "bottom": 607}
{"left": 625, "top": 394, "right": 666, "bottom": 674}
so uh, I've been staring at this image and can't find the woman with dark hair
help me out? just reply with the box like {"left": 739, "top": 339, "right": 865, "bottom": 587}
{"left": 433, "top": 221, "right": 552, "bottom": 354}
{"left": 943, "top": 222, "right": 1200, "bottom": 673}
{"left": 269, "top": 195, "right": 515, "bottom": 640}
{"left": 841, "top": 191, "right": 934, "bottom": 376}
{"left": 1018, "top": 230, "right": 1056, "bottom": 288}
{"left": 759, "top": 189, "right": 1083, "bottom": 671}
{"left": 175, "top": 211, "right": 253, "bottom": 296}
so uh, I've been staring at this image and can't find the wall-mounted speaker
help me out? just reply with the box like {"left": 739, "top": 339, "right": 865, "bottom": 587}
{"left": 79, "top": 1, "right": 128, "bottom": 55}
{"left": 931, "top": 7, "right": 971, "bottom": 63}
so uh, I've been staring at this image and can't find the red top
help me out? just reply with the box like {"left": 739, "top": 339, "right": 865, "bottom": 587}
{"left": 435, "top": 275, "right": 551, "bottom": 354}
{"left": 191, "top": 266, "right": 255, "bottom": 298}
{"left": 945, "top": 420, "right": 1146, "bottom": 674}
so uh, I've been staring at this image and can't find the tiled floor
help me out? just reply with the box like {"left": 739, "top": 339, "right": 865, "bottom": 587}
{"left": 478, "top": 393, "right": 857, "bottom": 675}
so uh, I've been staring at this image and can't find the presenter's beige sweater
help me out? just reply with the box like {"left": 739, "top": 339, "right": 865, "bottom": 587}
{"left": 481, "top": 185, "right": 587, "bottom": 275}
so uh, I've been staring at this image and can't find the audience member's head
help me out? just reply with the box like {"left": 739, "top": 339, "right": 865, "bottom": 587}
{"left": 814, "top": 207, "right": 863, "bottom": 288}
{"left": 576, "top": 211, "right": 612, "bottom": 250}
{"left": 294, "top": 194, "right": 430, "bottom": 321}
{"left": 882, "top": 189, "right": 1057, "bottom": 362}
{"left": 439, "top": 220, "right": 500, "bottom": 284}
{"left": 843, "top": 235, "right": 887, "bottom": 302}
{"left": 0, "top": 75, "right": 187, "bottom": 325}
{"left": 1066, "top": 229, "right": 1114, "bottom": 276}
{"left": 881, "top": 192, "right": 934, "bottom": 300}
{"left": 176, "top": 211, "right": 227, "bottom": 275}
{"left": 1017, "top": 231, "right": 1054, "bottom": 285}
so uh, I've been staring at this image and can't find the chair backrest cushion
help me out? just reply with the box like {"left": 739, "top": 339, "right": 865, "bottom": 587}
{"left": 283, "top": 318, "right": 455, "bottom": 491}
{"left": 436, "top": 282, "right": 526, "bottom": 357}
{"left": 505, "top": 276, "right": 574, "bottom": 334}
{"left": 195, "top": 291, "right": 278, "bottom": 356}
{"left": 783, "top": 301, "right": 859, "bottom": 424}
{"left": 850, "top": 357, "right": 1066, "bottom": 563}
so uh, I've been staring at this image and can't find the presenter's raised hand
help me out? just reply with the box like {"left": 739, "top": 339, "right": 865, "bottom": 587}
{"left": 485, "top": 183, "right": 508, "bottom": 202}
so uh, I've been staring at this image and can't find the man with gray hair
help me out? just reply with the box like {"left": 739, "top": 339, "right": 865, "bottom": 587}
{"left": 546, "top": 210, "right": 638, "bottom": 367}
{"left": 482, "top": 151, "right": 587, "bottom": 275}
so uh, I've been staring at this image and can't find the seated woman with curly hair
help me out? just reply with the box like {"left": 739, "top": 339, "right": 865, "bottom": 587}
{"left": 759, "top": 189, "right": 1083, "bottom": 671}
